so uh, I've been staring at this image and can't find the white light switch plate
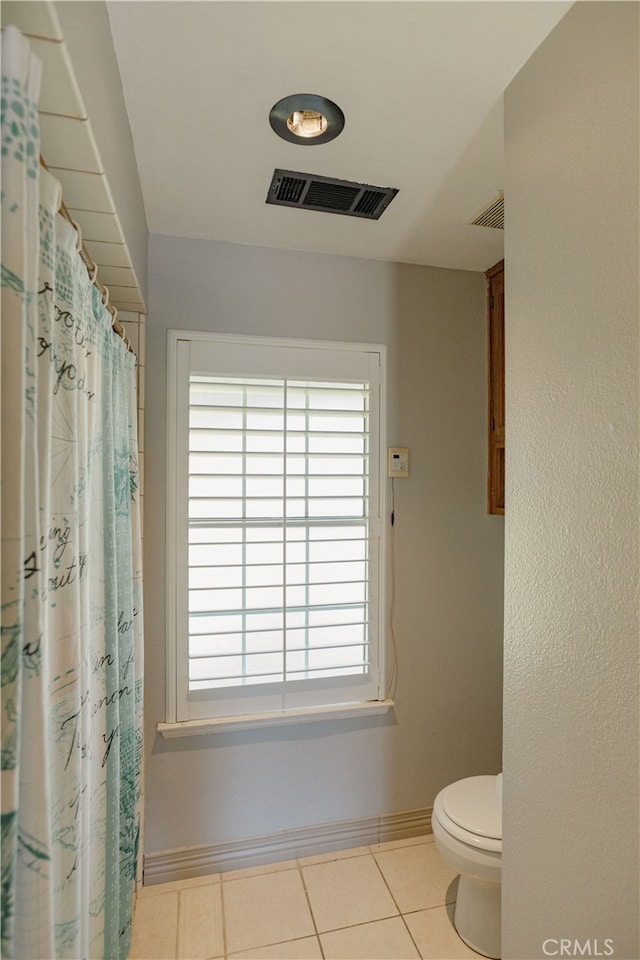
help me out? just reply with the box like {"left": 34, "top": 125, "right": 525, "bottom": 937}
{"left": 388, "top": 447, "right": 409, "bottom": 477}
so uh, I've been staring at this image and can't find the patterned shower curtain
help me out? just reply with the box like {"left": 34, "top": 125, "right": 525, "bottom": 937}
{"left": 1, "top": 27, "right": 143, "bottom": 960}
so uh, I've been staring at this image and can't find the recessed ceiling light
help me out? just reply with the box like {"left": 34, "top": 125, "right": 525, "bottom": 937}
{"left": 287, "top": 110, "right": 328, "bottom": 139}
{"left": 269, "top": 94, "right": 345, "bottom": 145}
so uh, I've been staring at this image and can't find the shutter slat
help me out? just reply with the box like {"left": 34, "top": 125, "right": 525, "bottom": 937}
{"left": 190, "top": 641, "right": 369, "bottom": 661}
{"left": 189, "top": 617, "right": 368, "bottom": 637}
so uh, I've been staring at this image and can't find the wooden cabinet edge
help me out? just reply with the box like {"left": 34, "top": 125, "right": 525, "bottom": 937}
{"left": 486, "top": 259, "right": 505, "bottom": 515}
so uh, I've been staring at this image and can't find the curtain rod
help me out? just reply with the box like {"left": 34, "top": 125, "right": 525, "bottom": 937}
{"left": 39, "top": 156, "right": 135, "bottom": 355}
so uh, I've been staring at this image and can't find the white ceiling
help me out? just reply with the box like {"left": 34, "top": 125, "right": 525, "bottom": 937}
{"left": 106, "top": 1, "right": 571, "bottom": 272}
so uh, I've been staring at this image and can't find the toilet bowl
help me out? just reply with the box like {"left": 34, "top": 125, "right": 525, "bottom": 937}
{"left": 431, "top": 773, "right": 502, "bottom": 960}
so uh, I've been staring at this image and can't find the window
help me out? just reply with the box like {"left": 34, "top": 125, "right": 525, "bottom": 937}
{"left": 166, "top": 333, "right": 387, "bottom": 724}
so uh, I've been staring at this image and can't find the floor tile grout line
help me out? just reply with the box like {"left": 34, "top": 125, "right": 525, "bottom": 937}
{"left": 297, "top": 862, "right": 326, "bottom": 960}
{"left": 370, "top": 848, "right": 426, "bottom": 959}
{"left": 297, "top": 845, "right": 374, "bottom": 868}
{"left": 300, "top": 850, "right": 403, "bottom": 941}
{"left": 220, "top": 864, "right": 318, "bottom": 958}
{"left": 399, "top": 912, "right": 425, "bottom": 960}
{"left": 175, "top": 887, "right": 182, "bottom": 959}
{"left": 308, "top": 910, "right": 414, "bottom": 937}
{"left": 226, "top": 934, "right": 324, "bottom": 960}
{"left": 219, "top": 875, "right": 229, "bottom": 960}
{"left": 370, "top": 849, "right": 406, "bottom": 917}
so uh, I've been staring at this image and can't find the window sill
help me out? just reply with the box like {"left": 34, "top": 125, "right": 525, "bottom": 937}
{"left": 157, "top": 699, "right": 395, "bottom": 738}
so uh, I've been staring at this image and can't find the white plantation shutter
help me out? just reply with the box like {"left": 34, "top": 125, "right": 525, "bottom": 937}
{"left": 168, "top": 335, "right": 385, "bottom": 721}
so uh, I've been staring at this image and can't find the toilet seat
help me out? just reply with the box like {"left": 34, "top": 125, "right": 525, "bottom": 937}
{"left": 436, "top": 775, "right": 502, "bottom": 853}
{"left": 431, "top": 774, "right": 502, "bottom": 959}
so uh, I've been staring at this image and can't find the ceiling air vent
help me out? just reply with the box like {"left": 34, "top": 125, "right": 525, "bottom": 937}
{"left": 469, "top": 192, "right": 504, "bottom": 230}
{"left": 267, "top": 169, "right": 398, "bottom": 220}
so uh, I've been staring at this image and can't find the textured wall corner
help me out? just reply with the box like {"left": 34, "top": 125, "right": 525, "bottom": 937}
{"left": 503, "top": 3, "right": 639, "bottom": 957}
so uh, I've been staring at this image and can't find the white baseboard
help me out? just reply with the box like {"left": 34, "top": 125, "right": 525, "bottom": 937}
{"left": 143, "top": 807, "right": 432, "bottom": 886}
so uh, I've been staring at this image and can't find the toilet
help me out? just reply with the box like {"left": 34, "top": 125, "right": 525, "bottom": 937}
{"left": 431, "top": 773, "right": 502, "bottom": 960}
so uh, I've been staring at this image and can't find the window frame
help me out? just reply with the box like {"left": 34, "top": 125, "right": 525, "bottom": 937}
{"left": 165, "top": 330, "right": 388, "bottom": 727}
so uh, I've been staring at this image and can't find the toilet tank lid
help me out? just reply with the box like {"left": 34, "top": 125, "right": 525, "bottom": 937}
{"left": 440, "top": 775, "right": 502, "bottom": 840}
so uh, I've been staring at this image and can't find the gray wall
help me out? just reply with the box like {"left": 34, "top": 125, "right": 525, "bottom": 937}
{"left": 503, "top": 3, "right": 639, "bottom": 958}
{"left": 143, "top": 235, "right": 504, "bottom": 855}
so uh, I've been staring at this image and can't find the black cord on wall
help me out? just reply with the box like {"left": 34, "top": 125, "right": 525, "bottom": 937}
{"left": 387, "top": 478, "right": 398, "bottom": 699}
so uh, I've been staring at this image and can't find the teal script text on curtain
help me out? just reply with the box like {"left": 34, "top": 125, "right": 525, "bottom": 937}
{"left": 1, "top": 26, "right": 144, "bottom": 960}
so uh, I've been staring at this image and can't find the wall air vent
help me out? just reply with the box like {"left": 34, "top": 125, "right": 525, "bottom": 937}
{"left": 267, "top": 169, "right": 398, "bottom": 220}
{"left": 469, "top": 192, "right": 504, "bottom": 230}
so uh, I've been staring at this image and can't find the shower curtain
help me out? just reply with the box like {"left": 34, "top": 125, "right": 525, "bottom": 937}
{"left": 1, "top": 27, "right": 143, "bottom": 960}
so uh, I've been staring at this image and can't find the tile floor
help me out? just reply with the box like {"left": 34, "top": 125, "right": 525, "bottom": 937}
{"left": 130, "top": 834, "right": 483, "bottom": 960}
